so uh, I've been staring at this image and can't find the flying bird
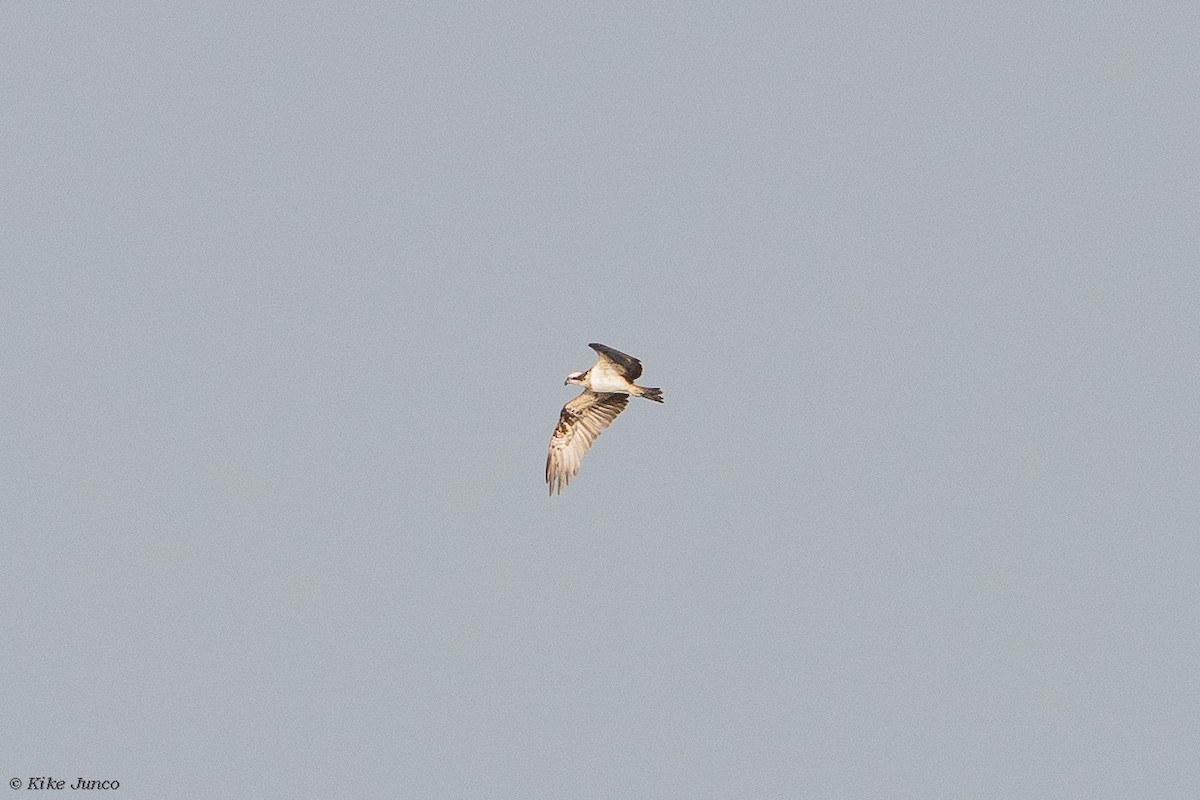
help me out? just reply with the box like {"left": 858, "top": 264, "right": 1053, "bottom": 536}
{"left": 546, "top": 343, "right": 663, "bottom": 495}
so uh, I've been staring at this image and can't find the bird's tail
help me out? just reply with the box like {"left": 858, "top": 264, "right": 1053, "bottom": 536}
{"left": 637, "top": 386, "right": 664, "bottom": 403}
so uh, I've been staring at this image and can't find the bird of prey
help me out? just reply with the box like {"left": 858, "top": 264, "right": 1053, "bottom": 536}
{"left": 546, "top": 343, "right": 663, "bottom": 495}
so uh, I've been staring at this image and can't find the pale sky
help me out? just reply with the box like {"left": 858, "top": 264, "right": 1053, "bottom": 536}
{"left": 3, "top": 3, "right": 1198, "bottom": 798}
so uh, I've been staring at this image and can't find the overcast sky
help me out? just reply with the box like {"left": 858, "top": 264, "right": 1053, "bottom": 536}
{"left": 3, "top": 3, "right": 1198, "bottom": 798}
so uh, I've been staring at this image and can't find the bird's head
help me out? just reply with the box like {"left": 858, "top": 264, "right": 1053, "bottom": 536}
{"left": 564, "top": 370, "right": 586, "bottom": 386}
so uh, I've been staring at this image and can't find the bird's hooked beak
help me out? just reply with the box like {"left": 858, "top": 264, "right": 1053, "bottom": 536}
{"left": 564, "top": 370, "right": 585, "bottom": 386}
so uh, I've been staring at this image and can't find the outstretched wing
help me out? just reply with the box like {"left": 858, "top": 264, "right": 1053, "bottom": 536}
{"left": 546, "top": 391, "right": 629, "bottom": 495}
{"left": 588, "top": 343, "right": 642, "bottom": 381}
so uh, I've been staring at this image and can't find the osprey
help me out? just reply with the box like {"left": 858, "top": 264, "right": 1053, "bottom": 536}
{"left": 546, "top": 343, "right": 663, "bottom": 495}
